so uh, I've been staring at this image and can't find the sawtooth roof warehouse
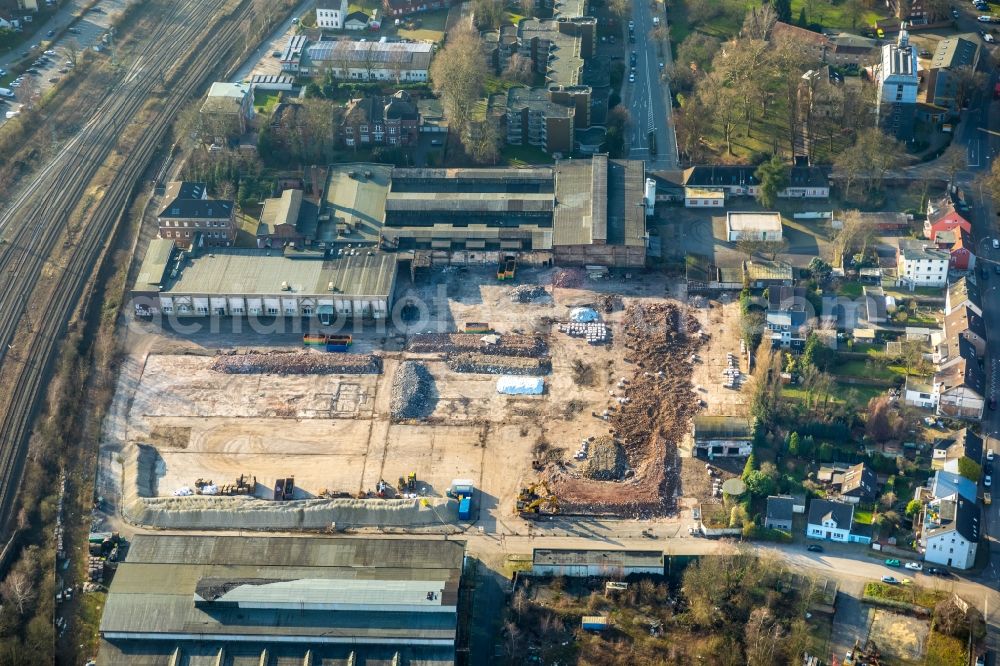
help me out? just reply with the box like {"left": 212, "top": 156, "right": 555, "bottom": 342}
{"left": 131, "top": 156, "right": 651, "bottom": 319}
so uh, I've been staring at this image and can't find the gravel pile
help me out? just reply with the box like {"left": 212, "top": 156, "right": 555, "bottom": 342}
{"left": 447, "top": 353, "right": 551, "bottom": 375}
{"left": 552, "top": 268, "right": 583, "bottom": 288}
{"left": 581, "top": 437, "right": 629, "bottom": 481}
{"left": 390, "top": 361, "right": 435, "bottom": 420}
{"left": 211, "top": 351, "right": 381, "bottom": 375}
{"left": 509, "top": 284, "right": 548, "bottom": 302}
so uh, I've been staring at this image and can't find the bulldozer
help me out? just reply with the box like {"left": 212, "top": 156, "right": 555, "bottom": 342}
{"left": 516, "top": 482, "right": 559, "bottom": 518}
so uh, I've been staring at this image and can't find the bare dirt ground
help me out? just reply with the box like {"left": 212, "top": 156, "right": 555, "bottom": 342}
{"left": 687, "top": 298, "right": 750, "bottom": 423}
{"left": 867, "top": 609, "right": 929, "bottom": 664}
{"left": 105, "top": 266, "right": 711, "bottom": 523}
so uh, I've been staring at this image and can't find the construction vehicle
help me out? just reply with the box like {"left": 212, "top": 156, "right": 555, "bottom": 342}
{"left": 273, "top": 476, "right": 295, "bottom": 501}
{"left": 464, "top": 322, "right": 493, "bottom": 333}
{"left": 406, "top": 472, "right": 417, "bottom": 492}
{"left": 446, "top": 479, "right": 475, "bottom": 499}
{"left": 376, "top": 479, "right": 391, "bottom": 498}
{"left": 516, "top": 482, "right": 559, "bottom": 517}
{"left": 397, "top": 476, "right": 406, "bottom": 491}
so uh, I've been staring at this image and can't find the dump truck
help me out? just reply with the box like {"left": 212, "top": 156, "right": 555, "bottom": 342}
{"left": 325, "top": 335, "right": 352, "bottom": 352}
{"left": 458, "top": 496, "right": 472, "bottom": 520}
{"left": 464, "top": 322, "right": 492, "bottom": 333}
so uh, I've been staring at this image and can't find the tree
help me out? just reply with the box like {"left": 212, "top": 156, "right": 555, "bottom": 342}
{"left": 865, "top": 395, "right": 894, "bottom": 442}
{"left": 801, "top": 332, "right": 835, "bottom": 371}
{"left": 987, "top": 156, "right": 1000, "bottom": 205}
{"left": 472, "top": 0, "right": 504, "bottom": 30}
{"left": 879, "top": 491, "right": 897, "bottom": 511}
{"left": 796, "top": 7, "right": 807, "bottom": 27}
{"left": 899, "top": 338, "right": 929, "bottom": 376}
{"left": 774, "top": 0, "right": 792, "bottom": 22}
{"left": 744, "top": 607, "right": 780, "bottom": 666}
{"left": 519, "top": 0, "right": 535, "bottom": 19}
{"left": 14, "top": 75, "right": 38, "bottom": 110}
{"left": 674, "top": 98, "right": 710, "bottom": 162}
{"left": 742, "top": 452, "right": 758, "bottom": 480}
{"left": 788, "top": 432, "right": 801, "bottom": 456}
{"left": 466, "top": 115, "right": 503, "bottom": 164}
{"left": 676, "top": 33, "right": 721, "bottom": 76}
{"left": 62, "top": 38, "right": 80, "bottom": 67}
{"left": 951, "top": 65, "right": 987, "bottom": 110}
{"left": 755, "top": 155, "right": 789, "bottom": 208}
{"left": 742, "top": 4, "right": 777, "bottom": 40}
{"left": 430, "top": 26, "right": 488, "bottom": 151}
{"left": 832, "top": 209, "right": 877, "bottom": 264}
{"left": 0, "top": 572, "right": 35, "bottom": 616}
{"left": 934, "top": 599, "right": 971, "bottom": 638}
{"left": 844, "top": 0, "right": 865, "bottom": 29}
{"left": 745, "top": 469, "right": 776, "bottom": 497}
{"left": 610, "top": 0, "right": 631, "bottom": 18}
{"left": 957, "top": 456, "right": 982, "bottom": 482}
{"left": 905, "top": 498, "right": 923, "bottom": 517}
{"left": 502, "top": 619, "right": 521, "bottom": 657}
{"left": 503, "top": 53, "right": 533, "bottom": 85}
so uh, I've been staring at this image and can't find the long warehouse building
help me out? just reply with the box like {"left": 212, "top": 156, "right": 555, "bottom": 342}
{"left": 97, "top": 535, "right": 466, "bottom": 666}
{"left": 131, "top": 240, "right": 397, "bottom": 320}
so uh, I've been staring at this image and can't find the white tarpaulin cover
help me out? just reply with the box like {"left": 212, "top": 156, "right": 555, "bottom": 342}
{"left": 569, "top": 307, "right": 599, "bottom": 323}
{"left": 496, "top": 376, "right": 544, "bottom": 395}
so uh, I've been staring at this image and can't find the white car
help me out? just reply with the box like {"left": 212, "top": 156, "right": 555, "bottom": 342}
{"left": 979, "top": 15, "right": 994, "bottom": 21}
{"left": 986, "top": 474, "right": 993, "bottom": 487}
{"left": 988, "top": 448, "right": 995, "bottom": 462}
{"left": 629, "top": 72, "right": 635, "bottom": 82}
{"left": 904, "top": 562, "right": 922, "bottom": 571}
{"left": 993, "top": 238, "right": 999, "bottom": 249}
{"left": 983, "top": 32, "right": 996, "bottom": 43}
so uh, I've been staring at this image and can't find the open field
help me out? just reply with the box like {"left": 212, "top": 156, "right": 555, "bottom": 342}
{"left": 112, "top": 266, "right": 708, "bottom": 523}
{"left": 867, "top": 609, "right": 929, "bottom": 664}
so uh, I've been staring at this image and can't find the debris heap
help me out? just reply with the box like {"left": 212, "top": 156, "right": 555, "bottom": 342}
{"left": 390, "top": 361, "right": 435, "bottom": 420}
{"left": 211, "top": 351, "right": 381, "bottom": 375}
{"left": 447, "top": 353, "right": 550, "bottom": 375}
{"left": 509, "top": 284, "right": 548, "bottom": 302}
{"left": 581, "top": 437, "right": 629, "bottom": 481}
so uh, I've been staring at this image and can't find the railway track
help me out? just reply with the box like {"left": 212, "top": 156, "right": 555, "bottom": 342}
{"left": 0, "top": 0, "right": 257, "bottom": 537}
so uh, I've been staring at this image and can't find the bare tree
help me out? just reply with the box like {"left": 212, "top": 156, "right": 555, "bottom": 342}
{"left": 742, "top": 3, "right": 777, "bottom": 40}
{"left": 519, "top": 0, "right": 535, "bottom": 18}
{"left": 698, "top": 71, "right": 739, "bottom": 154}
{"left": 361, "top": 42, "right": 379, "bottom": 81}
{"left": 503, "top": 619, "right": 522, "bottom": 656}
{"left": 430, "top": 26, "right": 488, "bottom": 143}
{"left": 15, "top": 76, "right": 39, "bottom": 110}
{"left": 62, "top": 38, "right": 80, "bottom": 67}
{"left": 386, "top": 48, "right": 407, "bottom": 84}
{"left": 986, "top": 157, "right": 1000, "bottom": 204}
{"left": 610, "top": 0, "right": 631, "bottom": 18}
{"left": 503, "top": 53, "right": 533, "bottom": 85}
{"left": 744, "top": 607, "right": 780, "bottom": 666}
{"left": 0, "top": 571, "right": 36, "bottom": 616}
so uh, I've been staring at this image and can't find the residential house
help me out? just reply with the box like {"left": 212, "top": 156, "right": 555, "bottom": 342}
{"left": 934, "top": 339, "right": 986, "bottom": 420}
{"left": 296, "top": 40, "right": 433, "bottom": 82}
{"left": 770, "top": 22, "right": 879, "bottom": 67}
{"left": 886, "top": 0, "right": 947, "bottom": 22}
{"left": 765, "top": 496, "right": 794, "bottom": 531}
{"left": 838, "top": 463, "right": 877, "bottom": 504}
{"left": 941, "top": 305, "right": 987, "bottom": 360}
{"left": 925, "top": 198, "right": 972, "bottom": 241}
{"left": 383, "top": 0, "right": 450, "bottom": 19}
{"left": 199, "top": 82, "right": 253, "bottom": 143}
{"left": 932, "top": 428, "right": 984, "bottom": 470}
{"left": 896, "top": 239, "right": 949, "bottom": 289}
{"left": 343, "top": 10, "right": 370, "bottom": 30}
{"left": 931, "top": 469, "right": 979, "bottom": 502}
{"left": 924, "top": 35, "right": 980, "bottom": 113}
{"left": 341, "top": 90, "right": 420, "bottom": 148}
{"left": 904, "top": 375, "right": 937, "bottom": 410}
{"left": 692, "top": 416, "right": 752, "bottom": 458}
{"left": 681, "top": 165, "right": 828, "bottom": 201}
{"left": 726, "top": 212, "right": 783, "bottom": 242}
{"left": 806, "top": 499, "right": 855, "bottom": 543}
{"left": 945, "top": 277, "right": 981, "bottom": 317}
{"left": 766, "top": 286, "right": 809, "bottom": 349}
{"left": 920, "top": 497, "right": 979, "bottom": 569}
{"left": 157, "top": 181, "right": 236, "bottom": 248}
{"left": 932, "top": 228, "right": 974, "bottom": 271}
{"left": 315, "top": 0, "right": 347, "bottom": 29}
{"left": 874, "top": 29, "right": 919, "bottom": 141}
{"left": 743, "top": 259, "right": 794, "bottom": 288}
{"left": 256, "top": 189, "right": 305, "bottom": 248}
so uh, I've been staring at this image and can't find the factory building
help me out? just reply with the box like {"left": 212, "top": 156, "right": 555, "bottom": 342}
{"left": 132, "top": 239, "right": 397, "bottom": 320}
{"left": 530, "top": 548, "right": 664, "bottom": 577}
{"left": 97, "top": 535, "right": 465, "bottom": 666}
{"left": 325, "top": 155, "right": 648, "bottom": 267}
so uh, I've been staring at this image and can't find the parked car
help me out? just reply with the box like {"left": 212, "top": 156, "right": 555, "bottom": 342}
{"left": 881, "top": 576, "right": 900, "bottom": 584}
{"left": 983, "top": 31, "right": 996, "bottom": 43}
{"left": 46, "top": 29, "right": 54, "bottom": 37}
{"left": 985, "top": 474, "right": 992, "bottom": 487}
{"left": 68, "top": 27, "right": 80, "bottom": 34}
{"left": 885, "top": 559, "right": 901, "bottom": 567}
{"left": 904, "top": 562, "right": 922, "bottom": 571}
{"left": 807, "top": 544, "right": 824, "bottom": 552}
{"left": 628, "top": 72, "right": 635, "bottom": 82}
{"left": 44, "top": 49, "right": 55, "bottom": 56}
{"left": 990, "top": 397, "right": 997, "bottom": 411}
{"left": 952, "top": 8, "right": 961, "bottom": 16}
{"left": 925, "top": 567, "right": 942, "bottom": 576}
{"left": 988, "top": 449, "right": 995, "bottom": 462}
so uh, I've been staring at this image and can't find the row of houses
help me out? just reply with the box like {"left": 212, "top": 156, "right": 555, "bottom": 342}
{"left": 652, "top": 165, "right": 831, "bottom": 208}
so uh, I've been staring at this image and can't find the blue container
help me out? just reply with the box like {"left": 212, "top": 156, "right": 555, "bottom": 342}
{"left": 458, "top": 497, "right": 471, "bottom": 520}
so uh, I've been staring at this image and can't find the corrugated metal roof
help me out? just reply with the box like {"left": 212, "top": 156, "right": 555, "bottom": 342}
{"left": 136, "top": 238, "right": 175, "bottom": 288}
{"left": 532, "top": 548, "right": 663, "bottom": 568}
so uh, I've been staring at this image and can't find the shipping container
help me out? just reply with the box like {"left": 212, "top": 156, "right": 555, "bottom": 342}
{"left": 458, "top": 497, "right": 471, "bottom": 520}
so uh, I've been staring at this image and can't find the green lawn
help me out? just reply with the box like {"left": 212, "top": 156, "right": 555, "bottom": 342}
{"left": 791, "top": 0, "right": 885, "bottom": 32}
{"left": 854, "top": 509, "right": 873, "bottom": 525}
{"left": 833, "top": 359, "right": 897, "bottom": 381}
{"left": 253, "top": 90, "right": 281, "bottom": 114}
{"left": 782, "top": 382, "right": 884, "bottom": 405}
{"left": 348, "top": 0, "right": 380, "bottom": 14}
{"left": 863, "top": 582, "right": 947, "bottom": 609}
{"left": 395, "top": 10, "right": 448, "bottom": 43}
{"left": 837, "top": 282, "right": 864, "bottom": 298}
{"left": 502, "top": 143, "right": 555, "bottom": 166}
{"left": 884, "top": 286, "right": 945, "bottom": 299}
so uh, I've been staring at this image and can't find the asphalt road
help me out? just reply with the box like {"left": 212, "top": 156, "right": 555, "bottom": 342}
{"left": 624, "top": 0, "right": 677, "bottom": 169}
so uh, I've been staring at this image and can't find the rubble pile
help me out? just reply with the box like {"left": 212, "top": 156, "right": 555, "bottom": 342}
{"left": 581, "top": 437, "right": 629, "bottom": 480}
{"left": 598, "top": 294, "right": 623, "bottom": 313}
{"left": 551, "top": 268, "right": 584, "bottom": 288}
{"left": 390, "top": 361, "right": 435, "bottom": 420}
{"left": 211, "top": 351, "right": 381, "bottom": 375}
{"left": 509, "top": 284, "right": 548, "bottom": 302}
{"left": 549, "top": 302, "right": 705, "bottom": 517}
{"left": 559, "top": 321, "right": 609, "bottom": 344}
{"left": 408, "top": 333, "right": 547, "bottom": 357}
{"left": 447, "top": 353, "right": 551, "bottom": 375}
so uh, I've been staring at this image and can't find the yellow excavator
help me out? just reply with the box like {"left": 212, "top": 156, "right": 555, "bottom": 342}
{"left": 516, "top": 482, "right": 559, "bottom": 518}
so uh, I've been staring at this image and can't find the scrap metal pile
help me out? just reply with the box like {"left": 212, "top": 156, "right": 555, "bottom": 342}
{"left": 549, "top": 302, "right": 706, "bottom": 517}
{"left": 447, "top": 353, "right": 550, "bottom": 375}
{"left": 509, "top": 284, "right": 549, "bottom": 302}
{"left": 211, "top": 351, "right": 382, "bottom": 375}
